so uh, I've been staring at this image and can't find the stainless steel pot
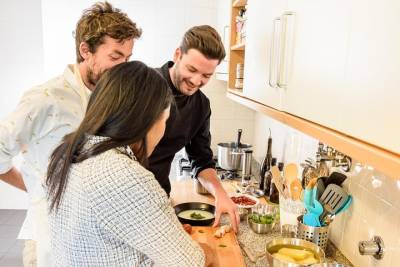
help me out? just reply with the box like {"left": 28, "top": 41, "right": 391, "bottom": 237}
{"left": 217, "top": 142, "right": 252, "bottom": 171}
{"left": 194, "top": 178, "right": 210, "bottom": 195}
{"left": 265, "top": 238, "right": 325, "bottom": 266}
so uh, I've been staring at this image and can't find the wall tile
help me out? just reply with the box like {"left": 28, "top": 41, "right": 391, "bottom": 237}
{"left": 391, "top": 246, "right": 400, "bottom": 267}
{"left": 329, "top": 210, "right": 345, "bottom": 247}
{"left": 251, "top": 112, "right": 400, "bottom": 266}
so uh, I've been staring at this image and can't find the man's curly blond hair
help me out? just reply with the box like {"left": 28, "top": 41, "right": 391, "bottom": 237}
{"left": 75, "top": 2, "right": 142, "bottom": 63}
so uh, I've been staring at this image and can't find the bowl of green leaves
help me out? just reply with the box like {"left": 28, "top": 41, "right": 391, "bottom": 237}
{"left": 174, "top": 202, "right": 215, "bottom": 226}
{"left": 247, "top": 204, "right": 278, "bottom": 234}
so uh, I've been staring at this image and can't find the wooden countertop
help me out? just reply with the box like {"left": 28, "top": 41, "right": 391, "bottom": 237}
{"left": 170, "top": 179, "right": 267, "bottom": 206}
{"left": 170, "top": 179, "right": 232, "bottom": 205}
{"left": 170, "top": 179, "right": 352, "bottom": 266}
{"left": 170, "top": 179, "right": 247, "bottom": 267}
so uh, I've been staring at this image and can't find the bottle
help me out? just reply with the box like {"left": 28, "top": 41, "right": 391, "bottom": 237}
{"left": 263, "top": 157, "right": 277, "bottom": 196}
{"left": 269, "top": 161, "right": 284, "bottom": 204}
{"left": 259, "top": 131, "right": 272, "bottom": 191}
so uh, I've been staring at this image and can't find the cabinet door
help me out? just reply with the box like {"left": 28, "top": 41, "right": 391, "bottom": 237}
{"left": 341, "top": 0, "right": 400, "bottom": 154}
{"left": 215, "top": 0, "right": 231, "bottom": 81}
{"left": 283, "top": 0, "right": 351, "bottom": 132}
{"left": 242, "top": 0, "right": 288, "bottom": 109}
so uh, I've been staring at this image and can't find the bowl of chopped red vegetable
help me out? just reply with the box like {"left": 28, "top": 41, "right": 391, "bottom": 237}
{"left": 230, "top": 193, "right": 260, "bottom": 209}
{"left": 174, "top": 202, "right": 215, "bottom": 226}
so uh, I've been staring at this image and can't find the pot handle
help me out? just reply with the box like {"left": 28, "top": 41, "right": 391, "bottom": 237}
{"left": 236, "top": 129, "right": 242, "bottom": 148}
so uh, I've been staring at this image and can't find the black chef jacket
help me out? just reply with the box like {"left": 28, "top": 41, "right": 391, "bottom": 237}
{"left": 148, "top": 61, "right": 216, "bottom": 195}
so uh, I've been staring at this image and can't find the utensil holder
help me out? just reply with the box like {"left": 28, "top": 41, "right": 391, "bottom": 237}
{"left": 297, "top": 215, "right": 329, "bottom": 251}
{"left": 279, "top": 194, "right": 305, "bottom": 227}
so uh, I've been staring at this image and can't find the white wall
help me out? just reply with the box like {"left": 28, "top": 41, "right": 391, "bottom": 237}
{"left": 0, "top": 0, "right": 45, "bottom": 209}
{"left": 41, "top": 0, "right": 219, "bottom": 76}
{"left": 252, "top": 112, "right": 400, "bottom": 267}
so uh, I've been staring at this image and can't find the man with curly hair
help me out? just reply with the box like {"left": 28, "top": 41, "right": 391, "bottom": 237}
{"left": 0, "top": 2, "right": 141, "bottom": 266}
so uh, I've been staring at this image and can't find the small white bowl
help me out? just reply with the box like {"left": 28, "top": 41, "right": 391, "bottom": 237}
{"left": 230, "top": 193, "right": 260, "bottom": 209}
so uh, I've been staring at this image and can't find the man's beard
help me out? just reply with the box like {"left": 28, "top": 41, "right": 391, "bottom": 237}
{"left": 173, "top": 64, "right": 203, "bottom": 96}
{"left": 86, "top": 67, "right": 102, "bottom": 88}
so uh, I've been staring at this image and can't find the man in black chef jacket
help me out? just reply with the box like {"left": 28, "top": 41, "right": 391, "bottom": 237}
{"left": 149, "top": 25, "right": 240, "bottom": 232}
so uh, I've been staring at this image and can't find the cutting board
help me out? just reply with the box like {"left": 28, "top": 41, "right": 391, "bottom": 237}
{"left": 190, "top": 226, "right": 246, "bottom": 267}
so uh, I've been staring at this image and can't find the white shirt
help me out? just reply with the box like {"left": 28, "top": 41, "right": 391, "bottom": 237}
{"left": 0, "top": 64, "right": 90, "bottom": 240}
{"left": 50, "top": 135, "right": 205, "bottom": 267}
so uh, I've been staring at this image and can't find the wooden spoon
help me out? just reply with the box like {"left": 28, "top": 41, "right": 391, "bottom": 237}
{"left": 290, "top": 179, "right": 302, "bottom": 200}
{"left": 284, "top": 163, "right": 298, "bottom": 185}
{"left": 284, "top": 163, "right": 298, "bottom": 199}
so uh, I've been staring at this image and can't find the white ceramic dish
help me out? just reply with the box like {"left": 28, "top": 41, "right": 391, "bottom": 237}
{"left": 230, "top": 193, "right": 260, "bottom": 209}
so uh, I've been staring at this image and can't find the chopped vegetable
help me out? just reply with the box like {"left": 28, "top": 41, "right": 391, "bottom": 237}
{"left": 182, "top": 224, "right": 192, "bottom": 234}
{"left": 231, "top": 196, "right": 256, "bottom": 206}
{"left": 214, "top": 225, "right": 232, "bottom": 238}
{"left": 249, "top": 213, "right": 274, "bottom": 224}
{"left": 190, "top": 212, "right": 205, "bottom": 220}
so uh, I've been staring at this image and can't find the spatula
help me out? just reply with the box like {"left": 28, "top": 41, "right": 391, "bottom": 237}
{"left": 325, "top": 171, "right": 347, "bottom": 187}
{"left": 270, "top": 166, "right": 287, "bottom": 198}
{"left": 319, "top": 184, "right": 349, "bottom": 222}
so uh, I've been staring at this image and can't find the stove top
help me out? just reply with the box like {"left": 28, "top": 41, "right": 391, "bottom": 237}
{"left": 178, "top": 157, "right": 241, "bottom": 180}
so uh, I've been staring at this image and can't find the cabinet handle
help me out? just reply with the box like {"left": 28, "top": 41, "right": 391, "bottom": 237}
{"left": 277, "top": 12, "right": 294, "bottom": 89}
{"left": 269, "top": 17, "right": 281, "bottom": 88}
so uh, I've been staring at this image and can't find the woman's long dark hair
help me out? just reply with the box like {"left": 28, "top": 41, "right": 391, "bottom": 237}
{"left": 46, "top": 61, "right": 173, "bottom": 212}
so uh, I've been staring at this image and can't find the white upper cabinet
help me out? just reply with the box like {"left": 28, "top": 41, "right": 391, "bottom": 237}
{"left": 283, "top": 0, "right": 351, "bottom": 133}
{"left": 215, "top": 0, "right": 231, "bottom": 81}
{"left": 242, "top": 0, "right": 288, "bottom": 109}
{"left": 341, "top": 0, "right": 400, "bottom": 154}
{"left": 239, "top": 0, "right": 399, "bottom": 153}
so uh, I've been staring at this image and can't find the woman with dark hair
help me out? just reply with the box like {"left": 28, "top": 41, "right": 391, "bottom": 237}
{"left": 46, "top": 61, "right": 213, "bottom": 266}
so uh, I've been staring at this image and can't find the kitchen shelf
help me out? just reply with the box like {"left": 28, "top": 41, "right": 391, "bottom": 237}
{"left": 227, "top": 88, "right": 400, "bottom": 180}
{"left": 228, "top": 0, "right": 246, "bottom": 89}
{"left": 231, "top": 43, "right": 245, "bottom": 51}
{"left": 232, "top": 0, "right": 247, "bottom": 8}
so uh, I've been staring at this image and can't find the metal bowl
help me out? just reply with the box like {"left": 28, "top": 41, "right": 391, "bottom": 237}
{"left": 238, "top": 207, "right": 249, "bottom": 221}
{"left": 247, "top": 215, "right": 275, "bottom": 234}
{"left": 310, "top": 263, "right": 348, "bottom": 267}
{"left": 265, "top": 238, "right": 325, "bottom": 266}
{"left": 247, "top": 204, "right": 278, "bottom": 234}
{"left": 173, "top": 202, "right": 215, "bottom": 226}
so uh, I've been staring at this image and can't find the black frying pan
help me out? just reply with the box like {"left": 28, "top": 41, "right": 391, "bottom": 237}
{"left": 174, "top": 202, "right": 215, "bottom": 226}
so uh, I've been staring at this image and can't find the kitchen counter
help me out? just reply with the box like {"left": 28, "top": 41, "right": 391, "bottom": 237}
{"left": 170, "top": 179, "right": 353, "bottom": 266}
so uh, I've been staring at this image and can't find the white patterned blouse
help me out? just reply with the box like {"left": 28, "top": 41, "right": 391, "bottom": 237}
{"left": 49, "top": 135, "right": 205, "bottom": 267}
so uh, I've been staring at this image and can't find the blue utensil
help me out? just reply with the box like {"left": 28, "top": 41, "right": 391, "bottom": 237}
{"left": 303, "top": 187, "right": 323, "bottom": 227}
{"left": 335, "top": 195, "right": 352, "bottom": 215}
{"left": 303, "top": 213, "right": 320, "bottom": 227}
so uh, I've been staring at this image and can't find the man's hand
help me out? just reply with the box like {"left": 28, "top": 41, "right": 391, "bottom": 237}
{"left": 212, "top": 190, "right": 240, "bottom": 233}
{"left": 197, "top": 168, "right": 240, "bottom": 233}
{"left": 0, "top": 167, "right": 26, "bottom": 191}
